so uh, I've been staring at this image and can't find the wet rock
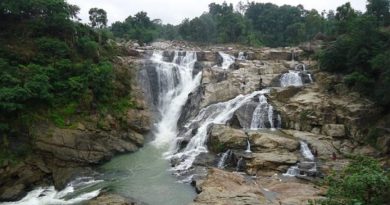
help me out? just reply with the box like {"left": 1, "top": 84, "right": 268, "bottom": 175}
{"left": 178, "top": 87, "right": 203, "bottom": 128}
{"left": 322, "top": 124, "right": 346, "bottom": 138}
{"left": 191, "top": 168, "right": 266, "bottom": 205}
{"left": 231, "top": 101, "right": 258, "bottom": 128}
{"left": 0, "top": 160, "right": 48, "bottom": 201}
{"left": 0, "top": 184, "right": 25, "bottom": 201}
{"left": 208, "top": 125, "right": 248, "bottom": 153}
{"left": 282, "top": 130, "right": 338, "bottom": 160}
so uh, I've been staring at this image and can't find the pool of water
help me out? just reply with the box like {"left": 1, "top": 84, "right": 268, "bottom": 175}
{"left": 99, "top": 143, "right": 196, "bottom": 205}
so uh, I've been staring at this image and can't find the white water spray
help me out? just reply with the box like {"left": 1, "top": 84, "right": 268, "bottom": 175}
{"left": 2, "top": 177, "right": 102, "bottom": 205}
{"left": 150, "top": 51, "right": 202, "bottom": 149}
{"left": 280, "top": 70, "right": 303, "bottom": 87}
{"left": 218, "top": 52, "right": 235, "bottom": 69}
{"left": 250, "top": 94, "right": 275, "bottom": 129}
{"left": 170, "top": 90, "right": 269, "bottom": 172}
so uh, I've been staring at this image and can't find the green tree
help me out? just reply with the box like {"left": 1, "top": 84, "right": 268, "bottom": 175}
{"left": 320, "top": 156, "right": 390, "bottom": 205}
{"left": 89, "top": 8, "right": 108, "bottom": 29}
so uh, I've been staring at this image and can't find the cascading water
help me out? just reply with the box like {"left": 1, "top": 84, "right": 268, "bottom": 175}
{"left": 2, "top": 177, "right": 103, "bottom": 205}
{"left": 283, "top": 141, "right": 317, "bottom": 177}
{"left": 217, "top": 150, "right": 232, "bottom": 169}
{"left": 150, "top": 51, "right": 202, "bottom": 148}
{"left": 237, "top": 52, "right": 246, "bottom": 60}
{"left": 300, "top": 141, "right": 314, "bottom": 161}
{"left": 218, "top": 52, "right": 235, "bottom": 69}
{"left": 170, "top": 90, "right": 269, "bottom": 172}
{"left": 6, "top": 51, "right": 201, "bottom": 205}
{"left": 245, "top": 139, "right": 252, "bottom": 153}
{"left": 280, "top": 70, "right": 303, "bottom": 87}
{"left": 250, "top": 94, "right": 275, "bottom": 129}
{"left": 308, "top": 74, "right": 314, "bottom": 83}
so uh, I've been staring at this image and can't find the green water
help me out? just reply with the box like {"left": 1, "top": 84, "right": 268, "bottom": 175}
{"left": 99, "top": 144, "right": 196, "bottom": 205}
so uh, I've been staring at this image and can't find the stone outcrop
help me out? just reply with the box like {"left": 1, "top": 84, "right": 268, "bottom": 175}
{"left": 192, "top": 168, "right": 266, "bottom": 205}
{"left": 208, "top": 125, "right": 247, "bottom": 153}
{"left": 248, "top": 131, "right": 299, "bottom": 152}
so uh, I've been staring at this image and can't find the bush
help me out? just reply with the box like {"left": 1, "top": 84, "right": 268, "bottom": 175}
{"left": 319, "top": 156, "right": 390, "bottom": 205}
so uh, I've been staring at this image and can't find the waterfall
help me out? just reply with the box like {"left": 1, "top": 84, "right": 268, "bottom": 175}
{"left": 236, "top": 157, "right": 245, "bottom": 172}
{"left": 218, "top": 52, "right": 235, "bottom": 69}
{"left": 300, "top": 141, "right": 314, "bottom": 161}
{"left": 283, "top": 166, "right": 300, "bottom": 177}
{"left": 280, "top": 70, "right": 303, "bottom": 87}
{"left": 237, "top": 52, "right": 246, "bottom": 60}
{"left": 308, "top": 73, "right": 313, "bottom": 83}
{"left": 2, "top": 177, "right": 102, "bottom": 205}
{"left": 170, "top": 90, "right": 269, "bottom": 172}
{"left": 250, "top": 94, "right": 275, "bottom": 129}
{"left": 150, "top": 51, "right": 202, "bottom": 149}
{"left": 245, "top": 139, "right": 251, "bottom": 153}
{"left": 217, "top": 150, "right": 232, "bottom": 169}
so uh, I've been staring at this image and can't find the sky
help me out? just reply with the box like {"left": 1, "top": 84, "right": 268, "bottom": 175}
{"left": 66, "top": 0, "right": 367, "bottom": 25}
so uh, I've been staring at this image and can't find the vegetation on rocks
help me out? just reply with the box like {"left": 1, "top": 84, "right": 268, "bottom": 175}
{"left": 316, "top": 156, "right": 390, "bottom": 205}
{"left": 0, "top": 0, "right": 134, "bottom": 162}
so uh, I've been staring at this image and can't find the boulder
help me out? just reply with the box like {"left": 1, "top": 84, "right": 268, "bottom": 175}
{"left": 231, "top": 101, "right": 258, "bottom": 128}
{"left": 34, "top": 128, "right": 141, "bottom": 164}
{"left": 282, "top": 130, "right": 338, "bottom": 160}
{"left": 322, "top": 124, "right": 346, "bottom": 138}
{"left": 196, "top": 51, "right": 216, "bottom": 62}
{"left": 248, "top": 131, "right": 299, "bottom": 152}
{"left": 247, "top": 152, "right": 298, "bottom": 173}
{"left": 191, "top": 168, "right": 266, "bottom": 205}
{"left": 208, "top": 125, "right": 248, "bottom": 153}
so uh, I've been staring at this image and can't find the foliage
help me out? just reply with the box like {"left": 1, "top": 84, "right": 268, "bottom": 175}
{"left": 319, "top": 0, "right": 390, "bottom": 109}
{"left": 0, "top": 0, "right": 131, "bottom": 161}
{"left": 89, "top": 8, "right": 108, "bottom": 29}
{"left": 318, "top": 156, "right": 390, "bottom": 205}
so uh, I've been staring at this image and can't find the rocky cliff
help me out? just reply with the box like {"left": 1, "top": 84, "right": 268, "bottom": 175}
{"left": 0, "top": 51, "right": 152, "bottom": 201}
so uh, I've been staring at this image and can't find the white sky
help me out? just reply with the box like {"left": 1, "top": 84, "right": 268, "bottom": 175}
{"left": 66, "top": 0, "right": 367, "bottom": 25}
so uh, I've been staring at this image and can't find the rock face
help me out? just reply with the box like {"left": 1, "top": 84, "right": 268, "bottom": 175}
{"left": 322, "top": 124, "right": 346, "bottom": 138}
{"left": 208, "top": 125, "right": 247, "bottom": 153}
{"left": 192, "top": 168, "right": 266, "bottom": 205}
{"left": 248, "top": 131, "right": 299, "bottom": 152}
{"left": 88, "top": 193, "right": 146, "bottom": 205}
{"left": 0, "top": 50, "right": 152, "bottom": 202}
{"left": 34, "top": 127, "right": 142, "bottom": 164}
{"left": 231, "top": 102, "right": 258, "bottom": 128}
{"left": 247, "top": 152, "right": 298, "bottom": 175}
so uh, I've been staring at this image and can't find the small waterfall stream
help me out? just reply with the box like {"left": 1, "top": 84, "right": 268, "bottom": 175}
{"left": 245, "top": 139, "right": 252, "bottom": 153}
{"left": 217, "top": 150, "right": 232, "bottom": 169}
{"left": 250, "top": 94, "right": 275, "bottom": 129}
{"left": 280, "top": 70, "right": 303, "bottom": 87}
{"left": 283, "top": 141, "right": 318, "bottom": 177}
{"left": 218, "top": 52, "right": 235, "bottom": 69}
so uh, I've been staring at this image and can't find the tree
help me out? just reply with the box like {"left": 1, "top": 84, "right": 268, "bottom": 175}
{"left": 366, "top": 0, "right": 390, "bottom": 26}
{"left": 89, "top": 8, "right": 107, "bottom": 29}
{"left": 320, "top": 156, "right": 390, "bottom": 205}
